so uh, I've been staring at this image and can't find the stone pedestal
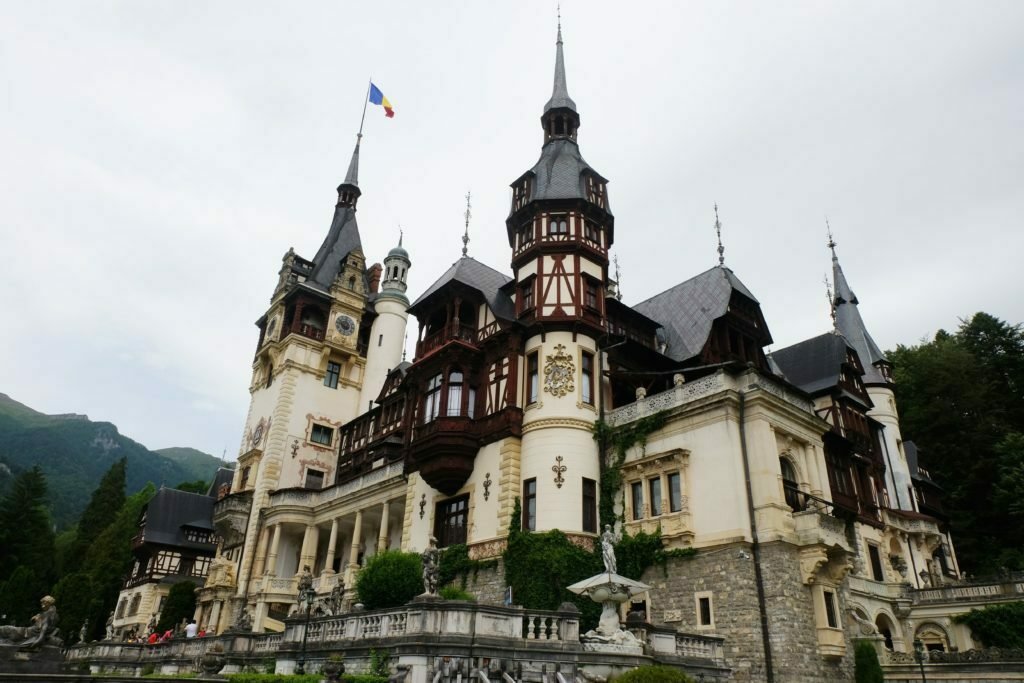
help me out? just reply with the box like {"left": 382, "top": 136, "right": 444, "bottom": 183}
{"left": 0, "top": 644, "right": 64, "bottom": 675}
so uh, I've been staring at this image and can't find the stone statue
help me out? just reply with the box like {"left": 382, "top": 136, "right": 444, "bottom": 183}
{"left": 232, "top": 605, "right": 252, "bottom": 632}
{"left": 0, "top": 596, "right": 60, "bottom": 649}
{"left": 78, "top": 620, "right": 88, "bottom": 644}
{"left": 297, "top": 565, "right": 314, "bottom": 601}
{"left": 421, "top": 536, "right": 440, "bottom": 595}
{"left": 328, "top": 581, "right": 345, "bottom": 615}
{"left": 105, "top": 611, "right": 114, "bottom": 641}
{"left": 847, "top": 608, "right": 879, "bottom": 636}
{"left": 600, "top": 525, "right": 619, "bottom": 574}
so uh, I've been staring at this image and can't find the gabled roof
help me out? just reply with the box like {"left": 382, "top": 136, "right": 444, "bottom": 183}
{"left": 769, "top": 332, "right": 851, "bottom": 395}
{"left": 139, "top": 488, "right": 216, "bottom": 550}
{"left": 633, "top": 266, "right": 761, "bottom": 362}
{"left": 411, "top": 257, "right": 516, "bottom": 321}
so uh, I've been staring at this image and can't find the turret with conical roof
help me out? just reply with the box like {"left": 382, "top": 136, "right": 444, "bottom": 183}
{"left": 829, "top": 236, "right": 892, "bottom": 386}
{"left": 308, "top": 137, "right": 365, "bottom": 291}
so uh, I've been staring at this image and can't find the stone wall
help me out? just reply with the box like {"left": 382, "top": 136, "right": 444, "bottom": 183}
{"left": 641, "top": 541, "right": 855, "bottom": 682}
{"left": 457, "top": 560, "right": 508, "bottom": 606}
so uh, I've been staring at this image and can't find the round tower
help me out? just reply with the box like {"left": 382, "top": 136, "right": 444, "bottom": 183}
{"left": 360, "top": 236, "right": 412, "bottom": 407}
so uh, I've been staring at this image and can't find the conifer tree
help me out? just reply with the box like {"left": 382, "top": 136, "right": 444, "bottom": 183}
{"left": 0, "top": 467, "right": 55, "bottom": 622}
{"left": 156, "top": 581, "right": 197, "bottom": 633}
{"left": 73, "top": 457, "right": 126, "bottom": 557}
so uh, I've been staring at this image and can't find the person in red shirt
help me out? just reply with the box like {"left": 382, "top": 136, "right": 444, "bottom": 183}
{"left": 147, "top": 632, "right": 158, "bottom": 645}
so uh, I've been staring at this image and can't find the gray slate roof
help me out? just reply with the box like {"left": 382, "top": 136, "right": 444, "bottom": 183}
{"left": 544, "top": 26, "right": 577, "bottom": 113}
{"left": 633, "top": 266, "right": 760, "bottom": 362}
{"left": 522, "top": 139, "right": 607, "bottom": 208}
{"left": 308, "top": 142, "right": 364, "bottom": 291}
{"left": 140, "top": 488, "right": 216, "bottom": 549}
{"left": 769, "top": 332, "right": 851, "bottom": 395}
{"left": 411, "top": 257, "right": 516, "bottom": 321}
{"left": 832, "top": 249, "right": 888, "bottom": 384}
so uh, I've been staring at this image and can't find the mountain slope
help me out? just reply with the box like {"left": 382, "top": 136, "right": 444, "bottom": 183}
{"left": 0, "top": 394, "right": 226, "bottom": 528}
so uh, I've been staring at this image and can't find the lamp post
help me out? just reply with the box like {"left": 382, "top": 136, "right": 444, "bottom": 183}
{"left": 913, "top": 638, "right": 927, "bottom": 683}
{"left": 295, "top": 583, "right": 316, "bottom": 675}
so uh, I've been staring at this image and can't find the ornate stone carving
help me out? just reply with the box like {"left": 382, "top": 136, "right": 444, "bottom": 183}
{"left": 543, "top": 344, "right": 575, "bottom": 397}
{"left": 482, "top": 472, "right": 492, "bottom": 501}
{"left": 0, "top": 596, "right": 60, "bottom": 649}
{"left": 421, "top": 536, "right": 440, "bottom": 595}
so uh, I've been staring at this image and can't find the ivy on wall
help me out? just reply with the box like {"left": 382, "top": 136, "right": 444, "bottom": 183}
{"left": 592, "top": 411, "right": 670, "bottom": 528}
{"left": 438, "top": 544, "right": 499, "bottom": 589}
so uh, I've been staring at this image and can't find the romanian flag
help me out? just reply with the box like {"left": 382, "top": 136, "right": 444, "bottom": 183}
{"left": 369, "top": 82, "right": 394, "bottom": 118}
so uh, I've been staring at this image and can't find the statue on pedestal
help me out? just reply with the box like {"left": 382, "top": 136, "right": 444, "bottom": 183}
{"left": 78, "top": 621, "right": 88, "bottom": 644}
{"left": 0, "top": 596, "right": 60, "bottom": 649}
{"left": 601, "top": 525, "right": 619, "bottom": 574}
{"left": 421, "top": 536, "right": 440, "bottom": 596}
{"left": 104, "top": 611, "right": 114, "bottom": 641}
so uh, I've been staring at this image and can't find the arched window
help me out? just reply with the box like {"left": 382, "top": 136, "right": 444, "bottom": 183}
{"left": 780, "top": 457, "right": 803, "bottom": 510}
{"left": 348, "top": 276, "right": 356, "bottom": 290}
{"left": 423, "top": 374, "right": 442, "bottom": 423}
{"left": 447, "top": 370, "right": 464, "bottom": 416}
{"left": 548, "top": 217, "right": 568, "bottom": 235}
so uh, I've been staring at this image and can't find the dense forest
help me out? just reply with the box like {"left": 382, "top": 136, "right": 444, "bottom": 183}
{"left": 889, "top": 312, "right": 1024, "bottom": 575}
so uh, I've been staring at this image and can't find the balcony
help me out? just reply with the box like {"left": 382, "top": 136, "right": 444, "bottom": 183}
{"left": 416, "top": 323, "right": 477, "bottom": 359}
{"left": 213, "top": 489, "right": 253, "bottom": 547}
{"left": 409, "top": 408, "right": 523, "bottom": 495}
{"left": 793, "top": 505, "right": 851, "bottom": 553}
{"left": 908, "top": 576, "right": 1024, "bottom": 605}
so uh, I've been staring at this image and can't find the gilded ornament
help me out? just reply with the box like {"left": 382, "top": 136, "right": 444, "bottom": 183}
{"left": 543, "top": 344, "right": 576, "bottom": 397}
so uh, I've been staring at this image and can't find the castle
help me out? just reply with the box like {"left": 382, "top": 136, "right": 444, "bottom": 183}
{"left": 173, "top": 23, "right": 993, "bottom": 682}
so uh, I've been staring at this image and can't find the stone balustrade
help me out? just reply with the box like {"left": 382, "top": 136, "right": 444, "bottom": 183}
{"left": 605, "top": 369, "right": 813, "bottom": 429}
{"left": 268, "top": 461, "right": 404, "bottom": 508}
{"left": 792, "top": 506, "right": 852, "bottom": 552}
{"left": 847, "top": 575, "right": 909, "bottom": 601}
{"left": 908, "top": 579, "right": 1024, "bottom": 605}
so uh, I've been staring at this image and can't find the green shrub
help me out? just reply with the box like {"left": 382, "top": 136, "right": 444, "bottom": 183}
{"left": 156, "top": 580, "right": 197, "bottom": 632}
{"left": 355, "top": 550, "right": 423, "bottom": 609}
{"left": 439, "top": 585, "right": 475, "bottom": 600}
{"left": 614, "top": 665, "right": 694, "bottom": 682}
{"left": 854, "top": 640, "right": 884, "bottom": 683}
{"left": 954, "top": 601, "right": 1024, "bottom": 648}
{"left": 369, "top": 648, "right": 390, "bottom": 676}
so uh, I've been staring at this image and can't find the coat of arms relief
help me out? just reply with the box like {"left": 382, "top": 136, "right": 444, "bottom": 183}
{"left": 543, "top": 344, "right": 576, "bottom": 397}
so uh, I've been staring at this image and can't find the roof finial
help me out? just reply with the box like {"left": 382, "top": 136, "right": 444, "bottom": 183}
{"left": 462, "top": 191, "right": 472, "bottom": 258}
{"left": 714, "top": 203, "right": 725, "bottom": 267}
{"left": 826, "top": 217, "right": 838, "bottom": 261}
{"left": 824, "top": 273, "right": 837, "bottom": 330}
{"left": 402, "top": 332, "right": 408, "bottom": 361}
{"left": 398, "top": 225, "right": 403, "bottom": 247}
{"left": 557, "top": 4, "right": 562, "bottom": 41}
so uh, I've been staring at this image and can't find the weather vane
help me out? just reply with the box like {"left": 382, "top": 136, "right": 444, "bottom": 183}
{"left": 824, "top": 273, "right": 837, "bottom": 328}
{"left": 826, "top": 217, "right": 837, "bottom": 259}
{"left": 714, "top": 203, "right": 725, "bottom": 267}
{"left": 462, "top": 191, "right": 472, "bottom": 258}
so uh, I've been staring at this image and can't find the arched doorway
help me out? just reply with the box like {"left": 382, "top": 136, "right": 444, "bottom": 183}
{"left": 915, "top": 622, "right": 950, "bottom": 652}
{"left": 875, "top": 612, "right": 902, "bottom": 651}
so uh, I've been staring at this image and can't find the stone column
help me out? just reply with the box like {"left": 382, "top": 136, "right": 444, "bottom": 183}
{"left": 298, "top": 524, "right": 319, "bottom": 574}
{"left": 254, "top": 526, "right": 271, "bottom": 577}
{"left": 345, "top": 510, "right": 363, "bottom": 586}
{"left": 377, "top": 502, "right": 391, "bottom": 553}
{"left": 265, "top": 524, "right": 282, "bottom": 576}
{"left": 208, "top": 601, "right": 222, "bottom": 634}
{"left": 322, "top": 518, "right": 339, "bottom": 576}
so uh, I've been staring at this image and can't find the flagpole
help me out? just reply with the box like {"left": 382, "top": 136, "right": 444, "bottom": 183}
{"left": 358, "top": 79, "right": 371, "bottom": 139}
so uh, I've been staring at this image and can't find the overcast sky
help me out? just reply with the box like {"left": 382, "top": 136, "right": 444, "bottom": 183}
{"left": 2, "top": 1, "right": 1022, "bottom": 459}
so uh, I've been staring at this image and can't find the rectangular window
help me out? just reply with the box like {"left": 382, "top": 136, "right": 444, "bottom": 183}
{"left": 324, "top": 361, "right": 341, "bottom": 389}
{"left": 649, "top": 477, "right": 663, "bottom": 517}
{"left": 631, "top": 481, "right": 644, "bottom": 520}
{"left": 823, "top": 590, "right": 838, "bottom": 628}
{"left": 581, "top": 351, "right": 594, "bottom": 405}
{"left": 584, "top": 279, "right": 599, "bottom": 309}
{"left": 527, "top": 352, "right": 539, "bottom": 404}
{"left": 523, "top": 478, "right": 537, "bottom": 531}
{"left": 310, "top": 424, "right": 334, "bottom": 446}
{"left": 698, "top": 596, "right": 712, "bottom": 626}
{"left": 423, "top": 374, "right": 442, "bottom": 423}
{"left": 434, "top": 495, "right": 469, "bottom": 547}
{"left": 304, "top": 469, "right": 325, "bottom": 490}
{"left": 378, "top": 334, "right": 383, "bottom": 347}
{"left": 584, "top": 219, "right": 600, "bottom": 243}
{"left": 582, "top": 478, "right": 597, "bottom": 533}
{"left": 868, "top": 543, "right": 884, "bottom": 581}
{"left": 521, "top": 280, "right": 534, "bottom": 311}
{"left": 668, "top": 472, "right": 682, "bottom": 512}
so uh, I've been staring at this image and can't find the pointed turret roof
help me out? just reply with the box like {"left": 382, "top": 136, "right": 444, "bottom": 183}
{"left": 308, "top": 138, "right": 364, "bottom": 290}
{"left": 831, "top": 241, "right": 889, "bottom": 384}
{"left": 544, "top": 21, "right": 577, "bottom": 113}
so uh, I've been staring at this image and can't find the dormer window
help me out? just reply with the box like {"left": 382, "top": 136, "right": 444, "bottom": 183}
{"left": 586, "top": 176, "right": 606, "bottom": 208}
{"left": 584, "top": 220, "right": 600, "bottom": 244}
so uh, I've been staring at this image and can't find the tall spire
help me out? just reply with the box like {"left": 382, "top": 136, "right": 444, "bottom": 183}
{"left": 543, "top": 8, "right": 577, "bottom": 114}
{"left": 462, "top": 191, "right": 472, "bottom": 258}
{"left": 343, "top": 134, "right": 361, "bottom": 187}
{"left": 714, "top": 203, "right": 725, "bottom": 267}
{"left": 828, "top": 224, "right": 890, "bottom": 384}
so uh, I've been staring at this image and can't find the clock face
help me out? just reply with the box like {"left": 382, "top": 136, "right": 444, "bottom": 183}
{"left": 251, "top": 421, "right": 265, "bottom": 446}
{"left": 267, "top": 317, "right": 277, "bottom": 338}
{"left": 335, "top": 315, "right": 356, "bottom": 336}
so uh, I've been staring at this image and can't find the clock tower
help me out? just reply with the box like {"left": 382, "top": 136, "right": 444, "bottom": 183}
{"left": 229, "top": 136, "right": 381, "bottom": 599}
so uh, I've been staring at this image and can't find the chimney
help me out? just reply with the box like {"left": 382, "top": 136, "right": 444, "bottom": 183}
{"left": 367, "top": 263, "right": 383, "bottom": 293}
